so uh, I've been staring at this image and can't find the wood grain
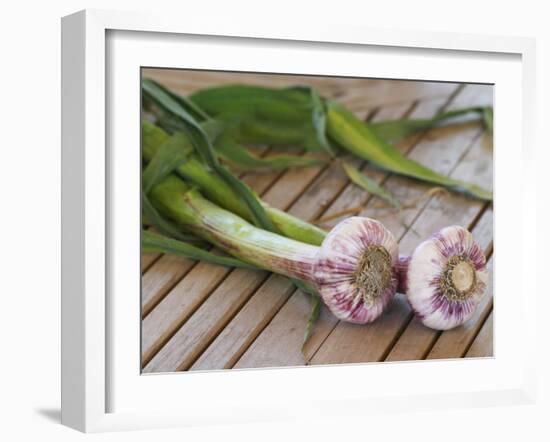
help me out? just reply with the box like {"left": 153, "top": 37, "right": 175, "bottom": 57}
{"left": 143, "top": 267, "right": 268, "bottom": 372}
{"left": 191, "top": 274, "right": 296, "bottom": 370}
{"left": 141, "top": 252, "right": 160, "bottom": 273}
{"left": 465, "top": 311, "right": 493, "bottom": 358}
{"left": 141, "top": 254, "right": 196, "bottom": 317}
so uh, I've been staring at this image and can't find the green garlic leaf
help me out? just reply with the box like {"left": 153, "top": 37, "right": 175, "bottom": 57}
{"left": 142, "top": 230, "right": 258, "bottom": 269}
{"left": 303, "top": 294, "right": 322, "bottom": 350}
{"left": 142, "top": 78, "right": 278, "bottom": 233}
{"left": 342, "top": 161, "right": 401, "bottom": 209}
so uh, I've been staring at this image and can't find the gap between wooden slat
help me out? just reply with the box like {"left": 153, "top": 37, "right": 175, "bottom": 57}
{"left": 461, "top": 304, "right": 493, "bottom": 358}
{"left": 464, "top": 309, "right": 494, "bottom": 358}
{"left": 179, "top": 275, "right": 274, "bottom": 370}
{"left": 141, "top": 253, "right": 162, "bottom": 274}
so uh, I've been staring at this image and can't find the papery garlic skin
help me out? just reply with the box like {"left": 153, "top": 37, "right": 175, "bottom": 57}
{"left": 406, "top": 225, "right": 488, "bottom": 330}
{"left": 313, "top": 217, "right": 399, "bottom": 324}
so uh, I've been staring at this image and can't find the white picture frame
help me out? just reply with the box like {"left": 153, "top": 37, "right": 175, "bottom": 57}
{"left": 61, "top": 9, "right": 537, "bottom": 433}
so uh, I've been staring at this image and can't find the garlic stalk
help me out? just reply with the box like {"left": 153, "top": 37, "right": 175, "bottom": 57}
{"left": 150, "top": 175, "right": 399, "bottom": 324}
{"left": 398, "top": 226, "right": 489, "bottom": 330}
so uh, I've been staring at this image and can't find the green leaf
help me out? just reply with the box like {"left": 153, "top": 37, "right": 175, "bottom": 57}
{"left": 142, "top": 78, "right": 278, "bottom": 233}
{"left": 482, "top": 107, "right": 493, "bottom": 134}
{"left": 142, "top": 132, "right": 194, "bottom": 192}
{"left": 291, "top": 85, "right": 335, "bottom": 156}
{"left": 185, "top": 83, "right": 491, "bottom": 200}
{"left": 214, "top": 133, "right": 324, "bottom": 171}
{"left": 147, "top": 79, "right": 211, "bottom": 122}
{"left": 141, "top": 126, "right": 201, "bottom": 242}
{"left": 303, "top": 294, "right": 322, "bottom": 350}
{"left": 342, "top": 161, "right": 401, "bottom": 208}
{"left": 370, "top": 106, "right": 492, "bottom": 143}
{"left": 326, "top": 101, "right": 493, "bottom": 201}
{"left": 142, "top": 122, "right": 328, "bottom": 246}
{"left": 142, "top": 230, "right": 258, "bottom": 269}
{"left": 291, "top": 279, "right": 318, "bottom": 297}
{"left": 142, "top": 193, "right": 202, "bottom": 243}
{"left": 190, "top": 84, "right": 334, "bottom": 152}
{"left": 142, "top": 119, "right": 170, "bottom": 157}
{"left": 199, "top": 118, "right": 325, "bottom": 171}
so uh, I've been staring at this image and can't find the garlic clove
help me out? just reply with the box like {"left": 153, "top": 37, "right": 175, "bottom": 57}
{"left": 406, "top": 225, "right": 489, "bottom": 330}
{"left": 313, "top": 217, "right": 399, "bottom": 324}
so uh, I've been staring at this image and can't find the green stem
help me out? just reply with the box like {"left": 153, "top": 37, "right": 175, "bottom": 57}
{"left": 142, "top": 229, "right": 257, "bottom": 269}
{"left": 369, "top": 106, "right": 491, "bottom": 142}
{"left": 149, "top": 176, "right": 320, "bottom": 283}
{"left": 142, "top": 122, "right": 327, "bottom": 245}
{"left": 326, "top": 102, "right": 493, "bottom": 201}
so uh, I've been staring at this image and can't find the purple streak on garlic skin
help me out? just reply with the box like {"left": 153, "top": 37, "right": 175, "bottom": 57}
{"left": 406, "top": 225, "right": 488, "bottom": 330}
{"left": 313, "top": 217, "right": 399, "bottom": 324}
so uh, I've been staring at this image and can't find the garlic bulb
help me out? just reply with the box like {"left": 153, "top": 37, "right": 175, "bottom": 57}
{"left": 404, "top": 225, "right": 488, "bottom": 330}
{"left": 150, "top": 177, "right": 399, "bottom": 324}
{"left": 313, "top": 217, "right": 399, "bottom": 324}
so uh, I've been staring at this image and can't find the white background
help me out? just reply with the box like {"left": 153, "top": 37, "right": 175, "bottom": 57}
{"left": 1, "top": 0, "right": 548, "bottom": 441}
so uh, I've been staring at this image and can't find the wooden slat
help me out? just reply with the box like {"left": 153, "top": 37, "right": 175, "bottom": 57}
{"left": 385, "top": 208, "right": 493, "bottom": 362}
{"left": 143, "top": 268, "right": 269, "bottom": 372}
{"left": 141, "top": 254, "right": 196, "bottom": 317}
{"left": 465, "top": 311, "right": 493, "bottom": 358}
{"left": 192, "top": 274, "right": 296, "bottom": 370}
{"left": 141, "top": 252, "right": 160, "bottom": 273}
{"left": 141, "top": 259, "right": 233, "bottom": 364}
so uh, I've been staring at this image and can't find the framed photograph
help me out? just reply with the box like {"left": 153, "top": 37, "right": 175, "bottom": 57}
{"left": 61, "top": 9, "right": 537, "bottom": 433}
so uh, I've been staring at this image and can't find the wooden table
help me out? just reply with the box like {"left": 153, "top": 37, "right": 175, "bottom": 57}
{"left": 141, "top": 69, "right": 494, "bottom": 373}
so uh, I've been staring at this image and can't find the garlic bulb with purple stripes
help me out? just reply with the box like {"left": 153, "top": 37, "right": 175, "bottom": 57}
{"left": 403, "top": 225, "right": 488, "bottom": 330}
{"left": 151, "top": 177, "right": 399, "bottom": 324}
{"left": 313, "top": 217, "right": 399, "bottom": 323}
